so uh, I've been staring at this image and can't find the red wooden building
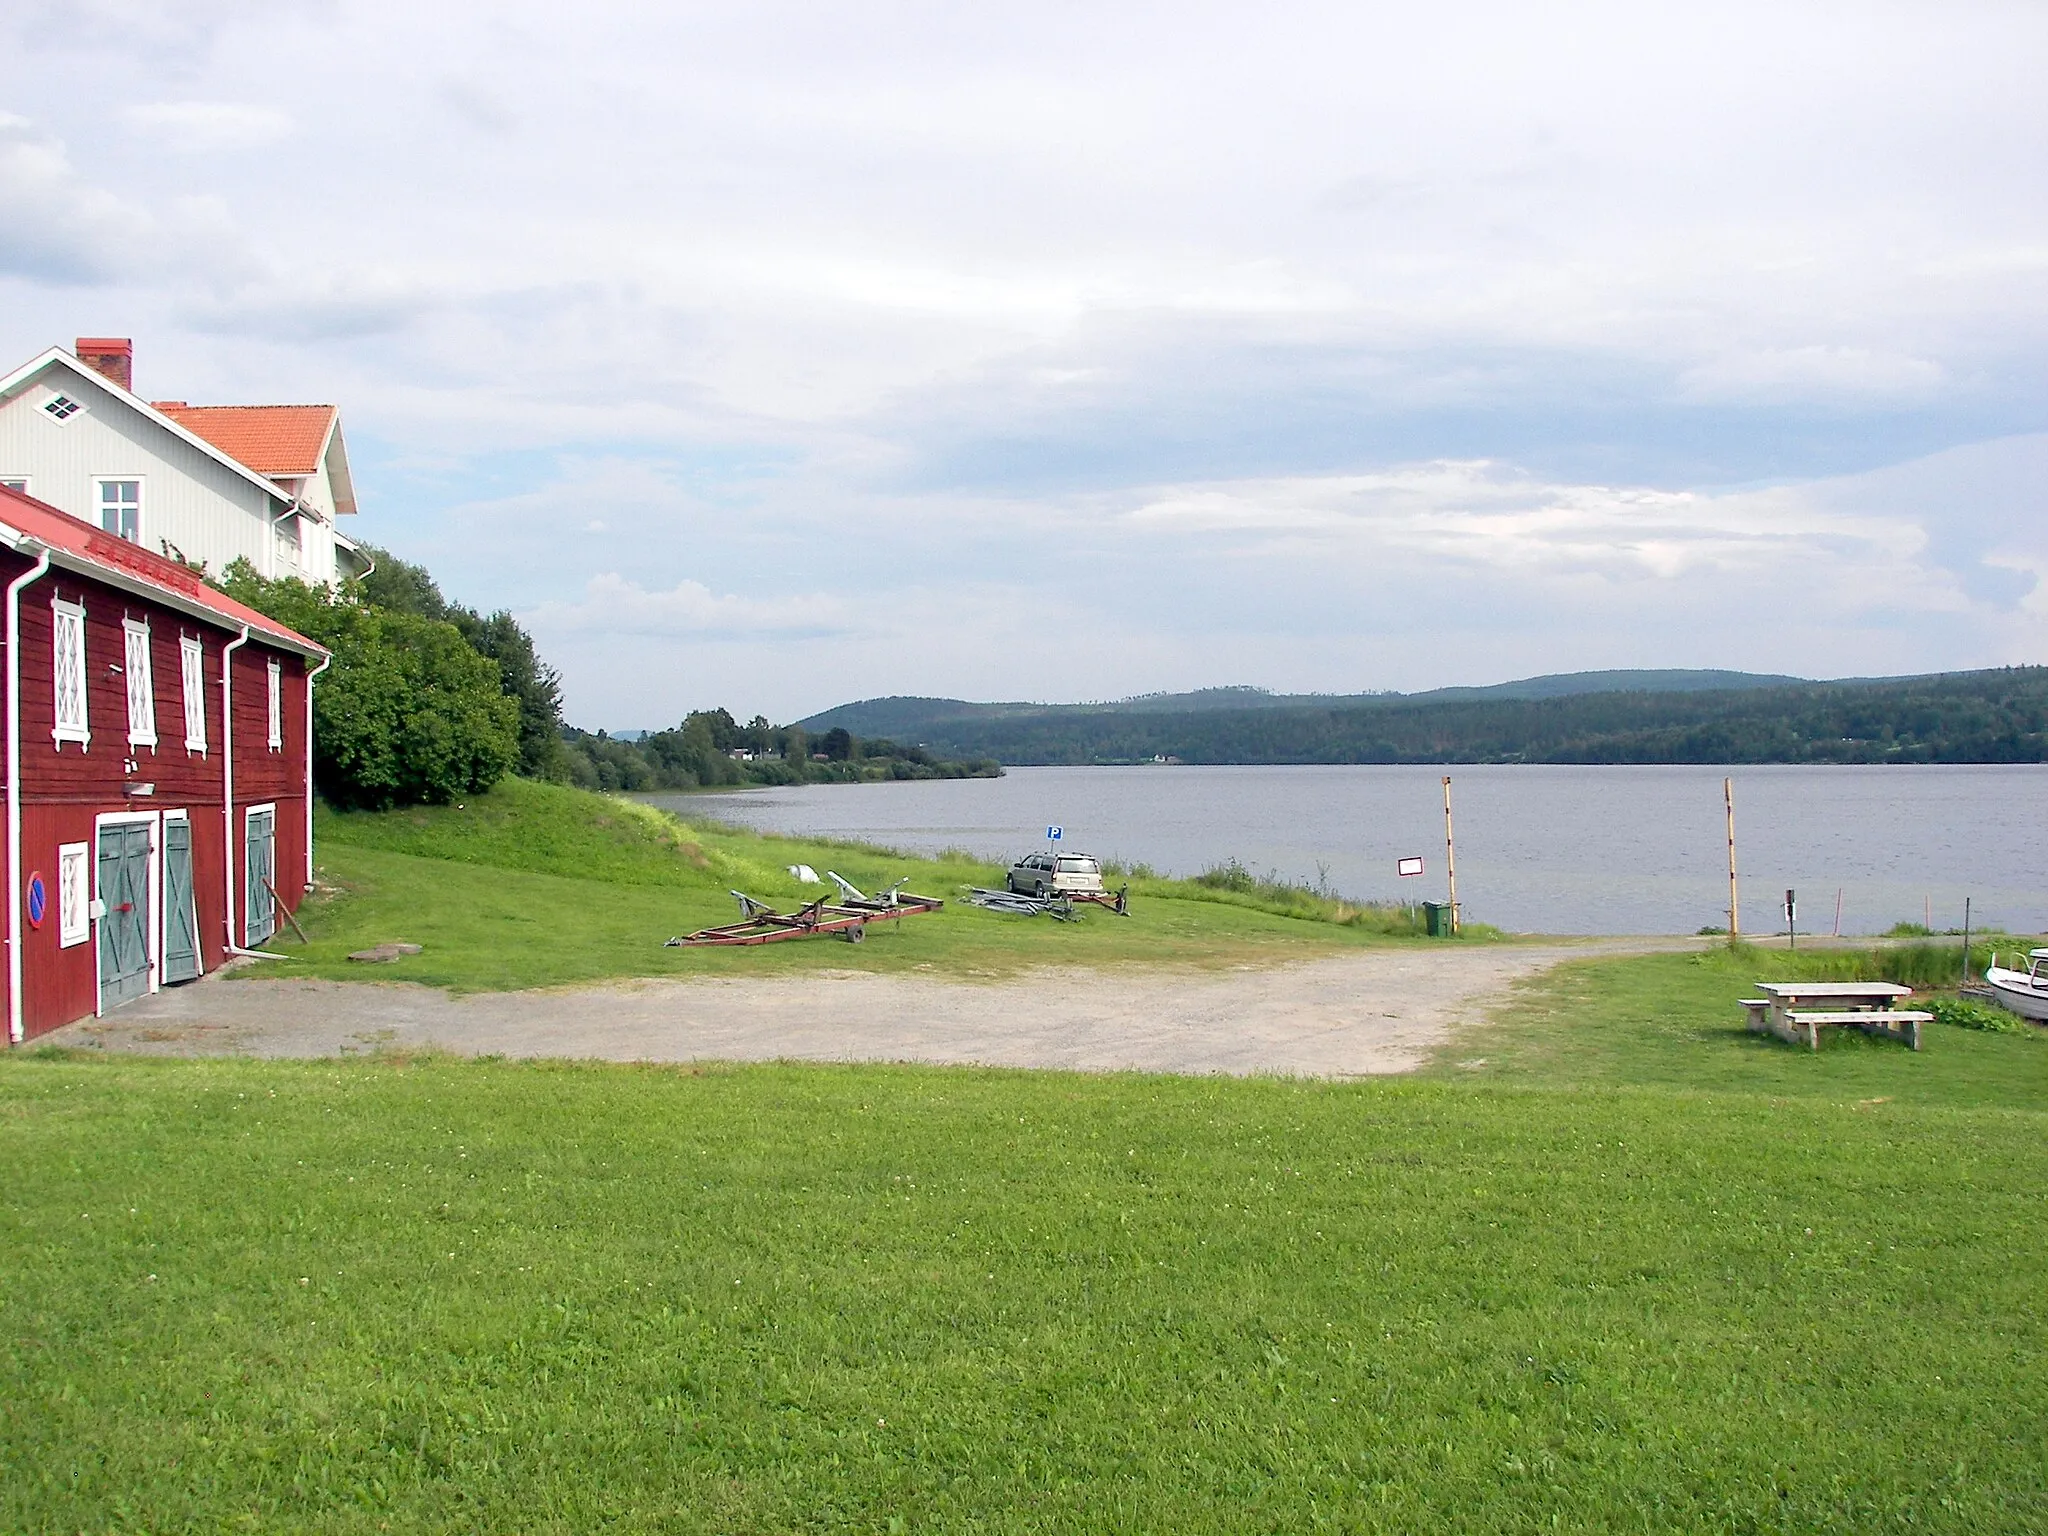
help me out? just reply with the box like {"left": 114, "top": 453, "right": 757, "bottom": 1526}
{"left": 0, "top": 483, "right": 327, "bottom": 1043}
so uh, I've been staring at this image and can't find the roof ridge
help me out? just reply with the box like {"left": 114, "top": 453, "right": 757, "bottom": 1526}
{"left": 160, "top": 402, "right": 338, "bottom": 412}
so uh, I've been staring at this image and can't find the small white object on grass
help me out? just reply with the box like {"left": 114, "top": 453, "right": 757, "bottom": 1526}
{"left": 788, "top": 864, "right": 820, "bottom": 883}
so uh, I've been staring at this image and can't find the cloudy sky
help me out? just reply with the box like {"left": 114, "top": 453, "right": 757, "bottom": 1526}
{"left": 3, "top": 1, "right": 2043, "bottom": 726}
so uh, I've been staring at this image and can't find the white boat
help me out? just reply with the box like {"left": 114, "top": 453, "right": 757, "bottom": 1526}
{"left": 1983, "top": 948, "right": 2048, "bottom": 1022}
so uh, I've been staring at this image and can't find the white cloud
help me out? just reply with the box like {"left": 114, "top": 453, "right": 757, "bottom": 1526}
{"left": 1126, "top": 462, "right": 1930, "bottom": 588}
{"left": 122, "top": 101, "right": 294, "bottom": 151}
{"left": 524, "top": 573, "right": 853, "bottom": 641}
{"left": 0, "top": 113, "right": 136, "bottom": 283}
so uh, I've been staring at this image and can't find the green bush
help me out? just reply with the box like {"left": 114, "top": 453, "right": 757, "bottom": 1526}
{"left": 216, "top": 563, "right": 520, "bottom": 809}
{"left": 357, "top": 546, "right": 568, "bottom": 781}
{"left": 1926, "top": 996, "right": 2031, "bottom": 1034}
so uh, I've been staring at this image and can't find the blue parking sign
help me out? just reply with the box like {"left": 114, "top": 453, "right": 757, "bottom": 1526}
{"left": 1046, "top": 825, "right": 1062, "bottom": 841}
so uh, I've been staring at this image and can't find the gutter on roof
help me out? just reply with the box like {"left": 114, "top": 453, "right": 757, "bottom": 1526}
{"left": 0, "top": 515, "right": 325, "bottom": 660}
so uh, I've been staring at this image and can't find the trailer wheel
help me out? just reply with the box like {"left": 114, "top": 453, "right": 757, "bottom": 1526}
{"left": 844, "top": 922, "right": 866, "bottom": 944}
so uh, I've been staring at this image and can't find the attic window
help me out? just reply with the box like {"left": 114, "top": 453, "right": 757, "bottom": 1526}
{"left": 43, "top": 394, "right": 84, "bottom": 423}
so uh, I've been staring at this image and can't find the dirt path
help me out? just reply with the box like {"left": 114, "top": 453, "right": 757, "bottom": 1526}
{"left": 48, "top": 938, "right": 1688, "bottom": 1077}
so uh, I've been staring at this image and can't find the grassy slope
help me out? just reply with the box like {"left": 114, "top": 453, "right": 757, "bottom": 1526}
{"left": 285, "top": 778, "right": 1448, "bottom": 991}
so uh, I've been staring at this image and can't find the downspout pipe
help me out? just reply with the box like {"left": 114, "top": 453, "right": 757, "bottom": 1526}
{"left": 6, "top": 545, "right": 52, "bottom": 1044}
{"left": 221, "top": 625, "right": 249, "bottom": 952}
{"left": 303, "top": 652, "right": 330, "bottom": 891}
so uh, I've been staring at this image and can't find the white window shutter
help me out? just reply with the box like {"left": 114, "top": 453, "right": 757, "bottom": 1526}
{"left": 182, "top": 636, "right": 207, "bottom": 752}
{"left": 51, "top": 600, "right": 88, "bottom": 747}
{"left": 58, "top": 842, "right": 90, "bottom": 948}
{"left": 124, "top": 619, "right": 157, "bottom": 748}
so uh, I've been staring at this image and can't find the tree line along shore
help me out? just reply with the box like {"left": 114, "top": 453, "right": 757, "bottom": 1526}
{"left": 804, "top": 667, "right": 2048, "bottom": 767}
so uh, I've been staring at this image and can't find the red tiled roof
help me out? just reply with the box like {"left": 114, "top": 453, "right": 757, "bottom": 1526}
{"left": 157, "top": 404, "right": 337, "bottom": 477}
{"left": 0, "top": 484, "right": 325, "bottom": 657}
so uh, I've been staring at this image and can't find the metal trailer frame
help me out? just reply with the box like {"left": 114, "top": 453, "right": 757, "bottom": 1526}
{"left": 967, "top": 884, "right": 1129, "bottom": 919}
{"left": 666, "top": 874, "right": 944, "bottom": 947}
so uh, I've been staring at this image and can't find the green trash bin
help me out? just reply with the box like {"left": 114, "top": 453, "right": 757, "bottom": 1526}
{"left": 1422, "top": 901, "right": 1448, "bottom": 937}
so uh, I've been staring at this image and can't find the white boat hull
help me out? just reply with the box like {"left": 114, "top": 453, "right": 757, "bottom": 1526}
{"left": 1984, "top": 967, "right": 2048, "bottom": 1022}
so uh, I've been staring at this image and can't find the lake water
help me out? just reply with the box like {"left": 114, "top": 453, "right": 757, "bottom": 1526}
{"left": 653, "top": 764, "right": 2048, "bottom": 937}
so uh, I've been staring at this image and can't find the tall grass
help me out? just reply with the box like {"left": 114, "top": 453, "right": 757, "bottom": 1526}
{"left": 1734, "top": 937, "right": 2022, "bottom": 988}
{"left": 1104, "top": 856, "right": 1495, "bottom": 938}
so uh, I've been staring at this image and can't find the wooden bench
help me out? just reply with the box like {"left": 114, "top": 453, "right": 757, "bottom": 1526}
{"left": 1782, "top": 1009, "right": 1931, "bottom": 1052}
{"left": 1746, "top": 981, "right": 1924, "bottom": 1051}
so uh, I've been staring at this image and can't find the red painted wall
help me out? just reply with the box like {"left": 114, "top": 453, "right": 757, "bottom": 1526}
{"left": 0, "top": 546, "right": 317, "bottom": 1040}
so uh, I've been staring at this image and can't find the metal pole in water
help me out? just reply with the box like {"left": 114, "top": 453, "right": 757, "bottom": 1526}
{"left": 1442, "top": 775, "right": 1459, "bottom": 936}
{"left": 1724, "top": 777, "right": 1740, "bottom": 939}
{"left": 1833, "top": 887, "right": 1843, "bottom": 938}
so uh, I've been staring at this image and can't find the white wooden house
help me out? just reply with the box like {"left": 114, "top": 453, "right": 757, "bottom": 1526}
{"left": 0, "top": 338, "right": 368, "bottom": 587}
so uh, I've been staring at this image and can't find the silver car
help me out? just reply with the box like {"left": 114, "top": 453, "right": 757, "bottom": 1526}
{"left": 1006, "top": 851, "right": 1106, "bottom": 898}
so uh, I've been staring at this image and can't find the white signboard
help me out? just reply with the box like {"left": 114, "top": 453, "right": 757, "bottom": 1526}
{"left": 1396, "top": 856, "right": 1425, "bottom": 877}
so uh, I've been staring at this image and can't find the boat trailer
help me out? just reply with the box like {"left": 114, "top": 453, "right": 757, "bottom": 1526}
{"left": 965, "top": 885, "right": 1129, "bottom": 919}
{"left": 666, "top": 872, "right": 944, "bottom": 947}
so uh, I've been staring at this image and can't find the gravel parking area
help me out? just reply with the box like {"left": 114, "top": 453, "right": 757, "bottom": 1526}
{"left": 45, "top": 939, "right": 1686, "bottom": 1077}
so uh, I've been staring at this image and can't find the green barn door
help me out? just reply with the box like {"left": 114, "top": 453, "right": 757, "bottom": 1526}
{"left": 163, "top": 818, "right": 199, "bottom": 983}
{"left": 245, "top": 808, "right": 276, "bottom": 945}
{"left": 97, "top": 823, "right": 153, "bottom": 1010}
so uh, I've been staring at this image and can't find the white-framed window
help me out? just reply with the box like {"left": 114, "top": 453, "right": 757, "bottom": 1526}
{"left": 275, "top": 513, "right": 302, "bottom": 566}
{"left": 97, "top": 479, "right": 141, "bottom": 542}
{"left": 122, "top": 618, "right": 157, "bottom": 748}
{"left": 0, "top": 477, "right": 27, "bottom": 494}
{"left": 181, "top": 635, "right": 207, "bottom": 753}
{"left": 43, "top": 392, "right": 85, "bottom": 425}
{"left": 51, "top": 597, "right": 88, "bottom": 747}
{"left": 267, "top": 658, "right": 283, "bottom": 750}
{"left": 58, "top": 842, "right": 89, "bottom": 948}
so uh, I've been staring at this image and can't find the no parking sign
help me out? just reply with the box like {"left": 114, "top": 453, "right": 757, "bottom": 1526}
{"left": 25, "top": 871, "right": 46, "bottom": 929}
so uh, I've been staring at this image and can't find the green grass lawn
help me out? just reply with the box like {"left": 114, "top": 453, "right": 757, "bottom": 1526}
{"left": 1436, "top": 942, "right": 2048, "bottom": 1111}
{"left": 6, "top": 949, "right": 2047, "bottom": 1530}
{"left": 7, "top": 783, "right": 2045, "bottom": 1530}
{"left": 278, "top": 778, "right": 1460, "bottom": 991}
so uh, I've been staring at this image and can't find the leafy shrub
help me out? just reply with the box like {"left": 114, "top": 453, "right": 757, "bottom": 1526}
{"left": 1926, "top": 996, "right": 2030, "bottom": 1034}
{"left": 358, "top": 546, "right": 567, "bottom": 781}
{"left": 216, "top": 563, "right": 520, "bottom": 810}
{"left": 1195, "top": 858, "right": 1259, "bottom": 895}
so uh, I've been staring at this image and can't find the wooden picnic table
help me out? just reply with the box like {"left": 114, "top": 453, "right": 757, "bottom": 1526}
{"left": 1742, "top": 980, "right": 1929, "bottom": 1051}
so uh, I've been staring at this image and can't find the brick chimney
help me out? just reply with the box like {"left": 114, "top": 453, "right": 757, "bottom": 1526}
{"left": 75, "top": 337, "right": 133, "bottom": 393}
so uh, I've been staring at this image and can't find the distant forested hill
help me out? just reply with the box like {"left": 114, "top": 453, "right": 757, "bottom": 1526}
{"left": 800, "top": 668, "right": 2047, "bottom": 765}
{"left": 801, "top": 670, "right": 1811, "bottom": 739}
